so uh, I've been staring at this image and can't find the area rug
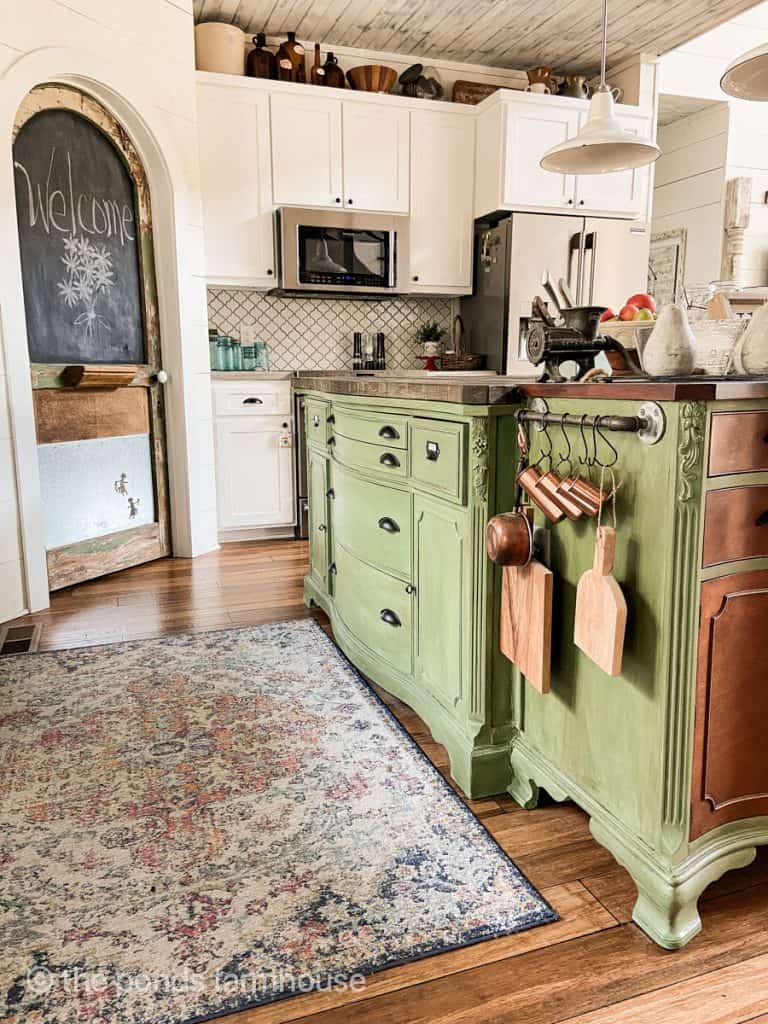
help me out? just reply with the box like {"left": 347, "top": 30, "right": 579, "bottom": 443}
{"left": 0, "top": 619, "right": 556, "bottom": 1023}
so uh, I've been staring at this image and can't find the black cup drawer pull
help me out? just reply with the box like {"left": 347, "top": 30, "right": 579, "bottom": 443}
{"left": 378, "top": 516, "right": 400, "bottom": 533}
{"left": 378, "top": 425, "right": 400, "bottom": 440}
{"left": 757, "top": 509, "right": 768, "bottom": 527}
{"left": 380, "top": 609, "right": 402, "bottom": 627}
{"left": 243, "top": 397, "right": 264, "bottom": 405}
{"left": 379, "top": 452, "right": 400, "bottom": 468}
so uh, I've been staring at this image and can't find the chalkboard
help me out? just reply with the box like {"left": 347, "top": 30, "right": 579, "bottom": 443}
{"left": 13, "top": 109, "right": 145, "bottom": 365}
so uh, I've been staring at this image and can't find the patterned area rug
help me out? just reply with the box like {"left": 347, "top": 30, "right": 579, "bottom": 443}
{"left": 0, "top": 619, "right": 556, "bottom": 1023}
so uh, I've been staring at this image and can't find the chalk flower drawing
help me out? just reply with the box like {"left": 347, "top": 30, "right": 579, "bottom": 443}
{"left": 57, "top": 234, "right": 115, "bottom": 340}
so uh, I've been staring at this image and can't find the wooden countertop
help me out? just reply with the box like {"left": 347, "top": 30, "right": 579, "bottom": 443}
{"left": 293, "top": 372, "right": 768, "bottom": 405}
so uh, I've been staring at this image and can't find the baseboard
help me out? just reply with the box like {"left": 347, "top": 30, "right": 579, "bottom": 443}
{"left": 218, "top": 526, "right": 298, "bottom": 542}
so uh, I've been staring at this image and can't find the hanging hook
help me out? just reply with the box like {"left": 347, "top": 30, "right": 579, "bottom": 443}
{"left": 578, "top": 414, "right": 590, "bottom": 466}
{"left": 534, "top": 417, "right": 554, "bottom": 470}
{"left": 595, "top": 415, "right": 619, "bottom": 468}
{"left": 554, "top": 413, "right": 573, "bottom": 475}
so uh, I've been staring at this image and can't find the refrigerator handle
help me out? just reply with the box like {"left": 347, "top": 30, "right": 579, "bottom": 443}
{"left": 584, "top": 231, "right": 597, "bottom": 305}
{"left": 568, "top": 231, "right": 584, "bottom": 304}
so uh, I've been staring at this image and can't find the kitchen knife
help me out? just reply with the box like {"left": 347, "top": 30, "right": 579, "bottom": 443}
{"left": 541, "top": 270, "right": 562, "bottom": 316}
{"left": 558, "top": 277, "right": 576, "bottom": 307}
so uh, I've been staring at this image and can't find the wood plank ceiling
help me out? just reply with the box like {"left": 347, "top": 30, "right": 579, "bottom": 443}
{"left": 193, "top": 0, "right": 764, "bottom": 75}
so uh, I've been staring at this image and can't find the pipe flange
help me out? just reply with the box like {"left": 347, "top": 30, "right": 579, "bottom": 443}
{"left": 637, "top": 401, "right": 666, "bottom": 445}
{"left": 530, "top": 397, "right": 549, "bottom": 430}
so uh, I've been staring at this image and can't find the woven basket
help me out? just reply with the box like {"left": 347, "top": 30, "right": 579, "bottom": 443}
{"left": 440, "top": 352, "right": 485, "bottom": 372}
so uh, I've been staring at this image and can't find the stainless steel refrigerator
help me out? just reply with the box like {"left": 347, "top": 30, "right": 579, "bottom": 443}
{"left": 460, "top": 213, "right": 650, "bottom": 373}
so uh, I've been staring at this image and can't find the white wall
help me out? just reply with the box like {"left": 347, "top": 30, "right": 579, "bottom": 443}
{"left": 0, "top": 0, "right": 218, "bottom": 622}
{"left": 651, "top": 103, "right": 729, "bottom": 285}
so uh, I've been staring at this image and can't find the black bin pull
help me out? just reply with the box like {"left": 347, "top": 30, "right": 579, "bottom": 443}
{"left": 380, "top": 609, "right": 402, "bottom": 627}
{"left": 379, "top": 452, "right": 400, "bottom": 468}
{"left": 378, "top": 516, "right": 400, "bottom": 533}
{"left": 378, "top": 425, "right": 400, "bottom": 440}
{"left": 243, "top": 396, "right": 264, "bottom": 405}
{"left": 425, "top": 440, "right": 440, "bottom": 461}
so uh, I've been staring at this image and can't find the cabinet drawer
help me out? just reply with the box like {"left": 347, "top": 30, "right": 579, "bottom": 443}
{"left": 333, "top": 407, "right": 409, "bottom": 450}
{"left": 333, "top": 542, "right": 413, "bottom": 675}
{"left": 702, "top": 485, "right": 768, "bottom": 567}
{"left": 332, "top": 432, "right": 407, "bottom": 480}
{"left": 708, "top": 411, "right": 768, "bottom": 477}
{"left": 213, "top": 382, "right": 291, "bottom": 417}
{"left": 331, "top": 464, "right": 412, "bottom": 579}
{"left": 409, "top": 419, "right": 466, "bottom": 502}
{"left": 305, "top": 399, "right": 331, "bottom": 448}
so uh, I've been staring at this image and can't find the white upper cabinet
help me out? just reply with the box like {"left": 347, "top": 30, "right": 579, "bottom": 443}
{"left": 409, "top": 109, "right": 475, "bottom": 294}
{"left": 342, "top": 103, "right": 410, "bottom": 213}
{"left": 271, "top": 92, "right": 343, "bottom": 208}
{"left": 474, "top": 91, "right": 652, "bottom": 221}
{"left": 573, "top": 111, "right": 651, "bottom": 218}
{"left": 197, "top": 83, "right": 275, "bottom": 287}
{"left": 504, "top": 104, "right": 579, "bottom": 212}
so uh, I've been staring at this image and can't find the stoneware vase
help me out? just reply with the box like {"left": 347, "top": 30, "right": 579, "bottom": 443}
{"left": 641, "top": 304, "right": 697, "bottom": 377}
{"left": 735, "top": 303, "right": 768, "bottom": 375}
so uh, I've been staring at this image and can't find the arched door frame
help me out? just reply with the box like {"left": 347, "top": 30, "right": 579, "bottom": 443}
{"left": 0, "top": 47, "right": 201, "bottom": 612}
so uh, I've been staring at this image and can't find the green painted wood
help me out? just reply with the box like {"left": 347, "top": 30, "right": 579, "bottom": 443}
{"left": 410, "top": 420, "right": 466, "bottom": 503}
{"left": 331, "top": 462, "right": 413, "bottom": 580}
{"left": 414, "top": 492, "right": 467, "bottom": 716}
{"left": 305, "top": 398, "right": 331, "bottom": 451}
{"left": 333, "top": 541, "right": 414, "bottom": 675}
{"left": 332, "top": 432, "right": 409, "bottom": 481}
{"left": 307, "top": 448, "right": 330, "bottom": 591}
{"left": 333, "top": 407, "right": 409, "bottom": 450}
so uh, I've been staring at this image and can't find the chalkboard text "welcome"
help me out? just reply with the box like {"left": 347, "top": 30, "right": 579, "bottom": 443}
{"left": 14, "top": 146, "right": 136, "bottom": 246}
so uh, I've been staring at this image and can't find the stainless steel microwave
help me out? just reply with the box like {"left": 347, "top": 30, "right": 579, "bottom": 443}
{"left": 274, "top": 207, "right": 409, "bottom": 295}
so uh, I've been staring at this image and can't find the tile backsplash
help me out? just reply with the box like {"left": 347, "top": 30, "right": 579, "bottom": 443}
{"left": 207, "top": 288, "right": 455, "bottom": 371}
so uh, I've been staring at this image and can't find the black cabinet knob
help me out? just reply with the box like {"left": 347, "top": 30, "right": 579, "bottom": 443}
{"left": 567, "top": 198, "right": 574, "bottom": 205}
{"left": 380, "top": 608, "right": 401, "bottom": 627}
{"left": 347, "top": 198, "right": 353, "bottom": 205}
{"left": 335, "top": 197, "right": 341, "bottom": 203}
{"left": 378, "top": 425, "right": 400, "bottom": 440}
{"left": 405, "top": 584, "right": 416, "bottom": 595}
{"left": 326, "top": 488, "right": 335, "bottom": 499}
{"left": 329, "top": 562, "right": 337, "bottom": 575}
{"left": 579, "top": 199, "right": 585, "bottom": 206}
{"left": 267, "top": 268, "right": 273, "bottom": 275}
{"left": 318, "top": 523, "right": 327, "bottom": 532}
{"left": 378, "top": 516, "right": 400, "bottom": 533}
{"left": 379, "top": 452, "right": 400, "bottom": 468}
{"left": 412, "top": 275, "right": 419, "bottom": 282}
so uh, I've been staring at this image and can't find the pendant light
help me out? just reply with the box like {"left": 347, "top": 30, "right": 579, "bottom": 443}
{"left": 721, "top": 42, "right": 768, "bottom": 100}
{"left": 540, "top": 0, "right": 660, "bottom": 174}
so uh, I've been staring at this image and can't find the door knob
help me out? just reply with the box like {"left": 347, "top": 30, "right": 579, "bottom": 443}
{"left": 153, "top": 370, "right": 168, "bottom": 384}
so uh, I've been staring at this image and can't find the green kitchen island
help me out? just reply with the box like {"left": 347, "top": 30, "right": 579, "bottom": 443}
{"left": 295, "top": 372, "right": 768, "bottom": 950}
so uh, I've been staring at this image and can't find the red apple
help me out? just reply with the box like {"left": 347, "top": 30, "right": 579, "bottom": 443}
{"left": 626, "top": 292, "right": 656, "bottom": 313}
{"left": 599, "top": 308, "right": 615, "bottom": 323}
{"left": 619, "top": 303, "right": 639, "bottom": 321}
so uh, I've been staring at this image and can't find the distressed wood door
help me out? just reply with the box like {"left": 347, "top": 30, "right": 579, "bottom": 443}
{"left": 12, "top": 85, "right": 170, "bottom": 591}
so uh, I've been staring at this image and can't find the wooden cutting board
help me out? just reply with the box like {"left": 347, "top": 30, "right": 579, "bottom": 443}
{"left": 574, "top": 526, "right": 627, "bottom": 676}
{"left": 500, "top": 559, "right": 553, "bottom": 694}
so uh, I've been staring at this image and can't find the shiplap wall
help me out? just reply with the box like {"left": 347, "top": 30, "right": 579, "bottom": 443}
{"left": 651, "top": 104, "right": 729, "bottom": 285}
{"left": 0, "top": 0, "right": 218, "bottom": 622}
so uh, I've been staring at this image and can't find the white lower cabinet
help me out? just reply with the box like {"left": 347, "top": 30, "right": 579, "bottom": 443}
{"left": 213, "top": 382, "right": 295, "bottom": 536}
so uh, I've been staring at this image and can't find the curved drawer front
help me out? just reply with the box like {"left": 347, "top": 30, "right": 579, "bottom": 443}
{"left": 333, "top": 542, "right": 413, "bottom": 675}
{"left": 332, "top": 464, "right": 412, "bottom": 579}
{"left": 708, "top": 411, "right": 768, "bottom": 477}
{"left": 703, "top": 484, "right": 768, "bottom": 567}
{"left": 333, "top": 408, "right": 409, "bottom": 450}
{"left": 331, "top": 432, "right": 407, "bottom": 480}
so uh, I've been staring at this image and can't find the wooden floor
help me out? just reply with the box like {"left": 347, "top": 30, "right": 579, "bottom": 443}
{"left": 8, "top": 540, "right": 768, "bottom": 1023}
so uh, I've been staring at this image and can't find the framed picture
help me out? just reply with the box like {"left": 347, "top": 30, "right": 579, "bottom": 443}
{"left": 648, "top": 228, "right": 687, "bottom": 306}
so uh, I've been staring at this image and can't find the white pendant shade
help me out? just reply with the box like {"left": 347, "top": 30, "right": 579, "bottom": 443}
{"left": 721, "top": 42, "right": 768, "bottom": 100}
{"left": 540, "top": 87, "right": 660, "bottom": 174}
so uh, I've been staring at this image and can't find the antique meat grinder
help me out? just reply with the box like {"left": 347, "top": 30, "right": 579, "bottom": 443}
{"left": 525, "top": 295, "right": 636, "bottom": 382}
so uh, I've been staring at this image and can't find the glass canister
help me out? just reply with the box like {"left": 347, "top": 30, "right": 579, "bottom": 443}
{"left": 230, "top": 340, "right": 244, "bottom": 371}
{"left": 242, "top": 345, "right": 257, "bottom": 371}
{"left": 208, "top": 328, "right": 219, "bottom": 368}
{"left": 214, "top": 337, "right": 232, "bottom": 371}
{"left": 254, "top": 341, "right": 270, "bottom": 370}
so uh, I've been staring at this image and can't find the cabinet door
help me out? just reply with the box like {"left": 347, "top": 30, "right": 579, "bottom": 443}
{"left": 504, "top": 103, "right": 579, "bottom": 211}
{"left": 414, "top": 494, "right": 467, "bottom": 713}
{"left": 271, "top": 93, "right": 343, "bottom": 208}
{"left": 690, "top": 570, "right": 768, "bottom": 839}
{"left": 308, "top": 448, "right": 330, "bottom": 588}
{"left": 574, "top": 113, "right": 651, "bottom": 217}
{"left": 197, "top": 85, "right": 275, "bottom": 286}
{"left": 410, "top": 110, "right": 474, "bottom": 293}
{"left": 342, "top": 102, "right": 409, "bottom": 213}
{"left": 214, "top": 417, "right": 295, "bottom": 530}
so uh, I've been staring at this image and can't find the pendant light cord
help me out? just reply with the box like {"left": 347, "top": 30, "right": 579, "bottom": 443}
{"left": 600, "top": 0, "right": 608, "bottom": 87}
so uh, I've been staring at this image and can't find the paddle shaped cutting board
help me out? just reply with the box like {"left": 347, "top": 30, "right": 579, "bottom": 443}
{"left": 574, "top": 526, "right": 627, "bottom": 676}
{"left": 500, "top": 559, "right": 553, "bottom": 694}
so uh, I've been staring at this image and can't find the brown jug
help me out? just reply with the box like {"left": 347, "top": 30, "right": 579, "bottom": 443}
{"left": 246, "top": 32, "right": 277, "bottom": 80}
{"left": 322, "top": 52, "right": 345, "bottom": 89}
{"left": 277, "top": 31, "right": 305, "bottom": 82}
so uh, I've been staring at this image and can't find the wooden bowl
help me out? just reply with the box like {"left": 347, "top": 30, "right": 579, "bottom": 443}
{"left": 346, "top": 65, "right": 397, "bottom": 93}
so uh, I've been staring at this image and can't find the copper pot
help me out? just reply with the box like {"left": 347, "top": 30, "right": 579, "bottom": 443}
{"left": 517, "top": 466, "right": 564, "bottom": 523}
{"left": 486, "top": 510, "right": 534, "bottom": 566}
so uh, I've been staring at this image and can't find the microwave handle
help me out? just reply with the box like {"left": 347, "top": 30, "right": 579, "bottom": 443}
{"left": 389, "top": 231, "right": 396, "bottom": 288}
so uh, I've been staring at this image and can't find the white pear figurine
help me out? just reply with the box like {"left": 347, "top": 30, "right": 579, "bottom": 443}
{"left": 736, "top": 303, "right": 768, "bottom": 375}
{"left": 641, "top": 304, "right": 697, "bottom": 377}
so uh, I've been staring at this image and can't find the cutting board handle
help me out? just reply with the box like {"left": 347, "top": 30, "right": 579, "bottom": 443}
{"left": 593, "top": 526, "right": 617, "bottom": 575}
